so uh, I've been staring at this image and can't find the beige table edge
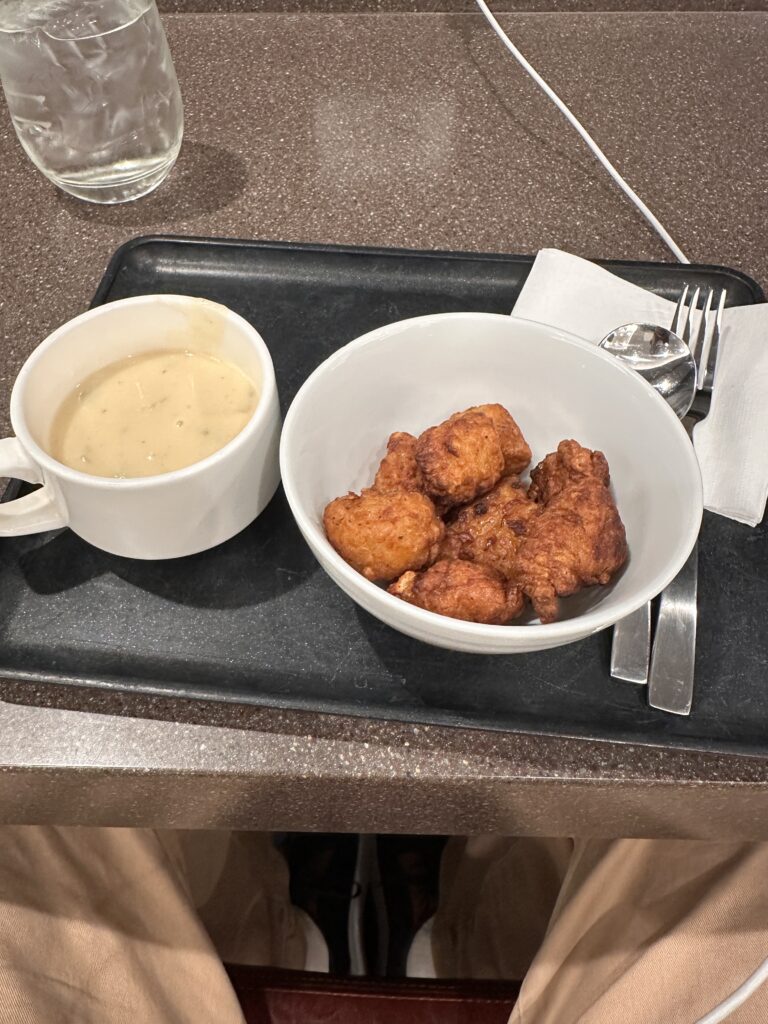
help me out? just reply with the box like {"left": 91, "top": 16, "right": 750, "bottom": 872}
{"left": 1, "top": 688, "right": 767, "bottom": 835}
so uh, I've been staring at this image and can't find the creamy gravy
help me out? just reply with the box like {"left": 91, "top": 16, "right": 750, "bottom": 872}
{"left": 50, "top": 349, "right": 259, "bottom": 478}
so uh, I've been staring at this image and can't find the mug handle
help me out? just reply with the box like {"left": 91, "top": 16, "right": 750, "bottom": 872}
{"left": 0, "top": 437, "right": 68, "bottom": 535}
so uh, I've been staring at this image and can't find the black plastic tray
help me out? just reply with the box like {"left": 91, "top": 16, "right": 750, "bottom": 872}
{"left": 2, "top": 236, "right": 767, "bottom": 753}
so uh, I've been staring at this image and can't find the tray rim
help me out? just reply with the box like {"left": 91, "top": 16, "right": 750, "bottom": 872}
{"left": 91, "top": 233, "right": 767, "bottom": 308}
{"left": 3, "top": 234, "right": 765, "bottom": 759}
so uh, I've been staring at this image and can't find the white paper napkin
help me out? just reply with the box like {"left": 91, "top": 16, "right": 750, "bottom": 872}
{"left": 512, "top": 249, "right": 768, "bottom": 527}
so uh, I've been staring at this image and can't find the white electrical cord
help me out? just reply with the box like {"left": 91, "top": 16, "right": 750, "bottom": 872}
{"left": 693, "top": 955, "right": 768, "bottom": 1024}
{"left": 473, "top": 0, "right": 690, "bottom": 264}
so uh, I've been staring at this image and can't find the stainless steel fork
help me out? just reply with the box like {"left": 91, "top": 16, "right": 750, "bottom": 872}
{"left": 646, "top": 287, "right": 725, "bottom": 715}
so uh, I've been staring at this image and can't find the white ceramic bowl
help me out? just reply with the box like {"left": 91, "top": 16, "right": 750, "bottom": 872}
{"left": 280, "top": 313, "right": 703, "bottom": 654}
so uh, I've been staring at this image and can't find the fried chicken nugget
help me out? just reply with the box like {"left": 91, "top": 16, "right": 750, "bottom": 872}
{"left": 467, "top": 404, "right": 531, "bottom": 475}
{"left": 528, "top": 439, "right": 610, "bottom": 503}
{"left": 513, "top": 441, "right": 627, "bottom": 623}
{"left": 373, "top": 432, "right": 424, "bottom": 493}
{"left": 439, "top": 476, "right": 541, "bottom": 577}
{"left": 323, "top": 488, "right": 444, "bottom": 583}
{"left": 389, "top": 558, "right": 524, "bottom": 625}
{"left": 415, "top": 410, "right": 504, "bottom": 510}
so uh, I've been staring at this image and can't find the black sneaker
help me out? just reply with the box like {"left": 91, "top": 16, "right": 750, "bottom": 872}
{"left": 276, "top": 833, "right": 361, "bottom": 975}
{"left": 373, "top": 834, "right": 448, "bottom": 977}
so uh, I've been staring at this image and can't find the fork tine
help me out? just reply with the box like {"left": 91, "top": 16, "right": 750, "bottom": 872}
{"left": 682, "top": 286, "right": 700, "bottom": 346}
{"left": 702, "top": 289, "right": 726, "bottom": 391}
{"left": 693, "top": 288, "right": 714, "bottom": 388}
{"left": 671, "top": 285, "right": 689, "bottom": 335}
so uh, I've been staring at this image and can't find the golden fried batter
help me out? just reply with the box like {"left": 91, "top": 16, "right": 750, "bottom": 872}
{"left": 528, "top": 438, "right": 610, "bottom": 504}
{"left": 514, "top": 441, "right": 627, "bottom": 623}
{"left": 415, "top": 410, "right": 504, "bottom": 510}
{"left": 373, "top": 432, "right": 424, "bottom": 493}
{"left": 324, "top": 411, "right": 627, "bottom": 627}
{"left": 439, "top": 476, "right": 540, "bottom": 577}
{"left": 323, "top": 488, "right": 443, "bottom": 583}
{"left": 467, "top": 404, "right": 531, "bottom": 475}
{"left": 388, "top": 558, "right": 524, "bottom": 625}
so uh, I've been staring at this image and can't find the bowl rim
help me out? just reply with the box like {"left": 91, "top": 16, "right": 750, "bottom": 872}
{"left": 280, "top": 311, "right": 704, "bottom": 643}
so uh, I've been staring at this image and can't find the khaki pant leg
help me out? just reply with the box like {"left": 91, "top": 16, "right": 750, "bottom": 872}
{"left": 432, "top": 836, "right": 573, "bottom": 980}
{"left": 0, "top": 826, "right": 247, "bottom": 1024}
{"left": 163, "top": 830, "right": 306, "bottom": 969}
{"left": 515, "top": 839, "right": 768, "bottom": 1024}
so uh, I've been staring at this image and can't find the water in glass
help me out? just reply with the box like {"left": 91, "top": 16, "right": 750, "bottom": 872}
{"left": 0, "top": 0, "right": 183, "bottom": 203}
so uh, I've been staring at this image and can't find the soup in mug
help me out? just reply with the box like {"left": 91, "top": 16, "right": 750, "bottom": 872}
{"left": 50, "top": 349, "right": 259, "bottom": 478}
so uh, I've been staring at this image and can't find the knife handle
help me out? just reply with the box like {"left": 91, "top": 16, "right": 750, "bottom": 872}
{"left": 610, "top": 603, "right": 651, "bottom": 684}
{"left": 648, "top": 545, "right": 698, "bottom": 716}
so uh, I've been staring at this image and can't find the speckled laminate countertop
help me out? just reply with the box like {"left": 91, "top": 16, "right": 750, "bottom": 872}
{"left": 1, "top": 11, "right": 767, "bottom": 834}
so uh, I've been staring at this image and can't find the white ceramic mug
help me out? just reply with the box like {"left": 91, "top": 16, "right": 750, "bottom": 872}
{"left": 0, "top": 295, "right": 281, "bottom": 559}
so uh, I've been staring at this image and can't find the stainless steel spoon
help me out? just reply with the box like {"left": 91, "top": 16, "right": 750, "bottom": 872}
{"left": 598, "top": 322, "right": 696, "bottom": 420}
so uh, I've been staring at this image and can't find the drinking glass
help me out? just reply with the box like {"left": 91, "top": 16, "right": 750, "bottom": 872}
{"left": 0, "top": 0, "right": 183, "bottom": 203}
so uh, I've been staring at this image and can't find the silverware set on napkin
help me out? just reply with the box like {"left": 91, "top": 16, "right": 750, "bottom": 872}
{"left": 603, "top": 286, "right": 726, "bottom": 716}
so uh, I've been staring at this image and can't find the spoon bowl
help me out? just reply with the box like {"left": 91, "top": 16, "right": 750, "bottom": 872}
{"left": 598, "top": 323, "right": 696, "bottom": 420}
